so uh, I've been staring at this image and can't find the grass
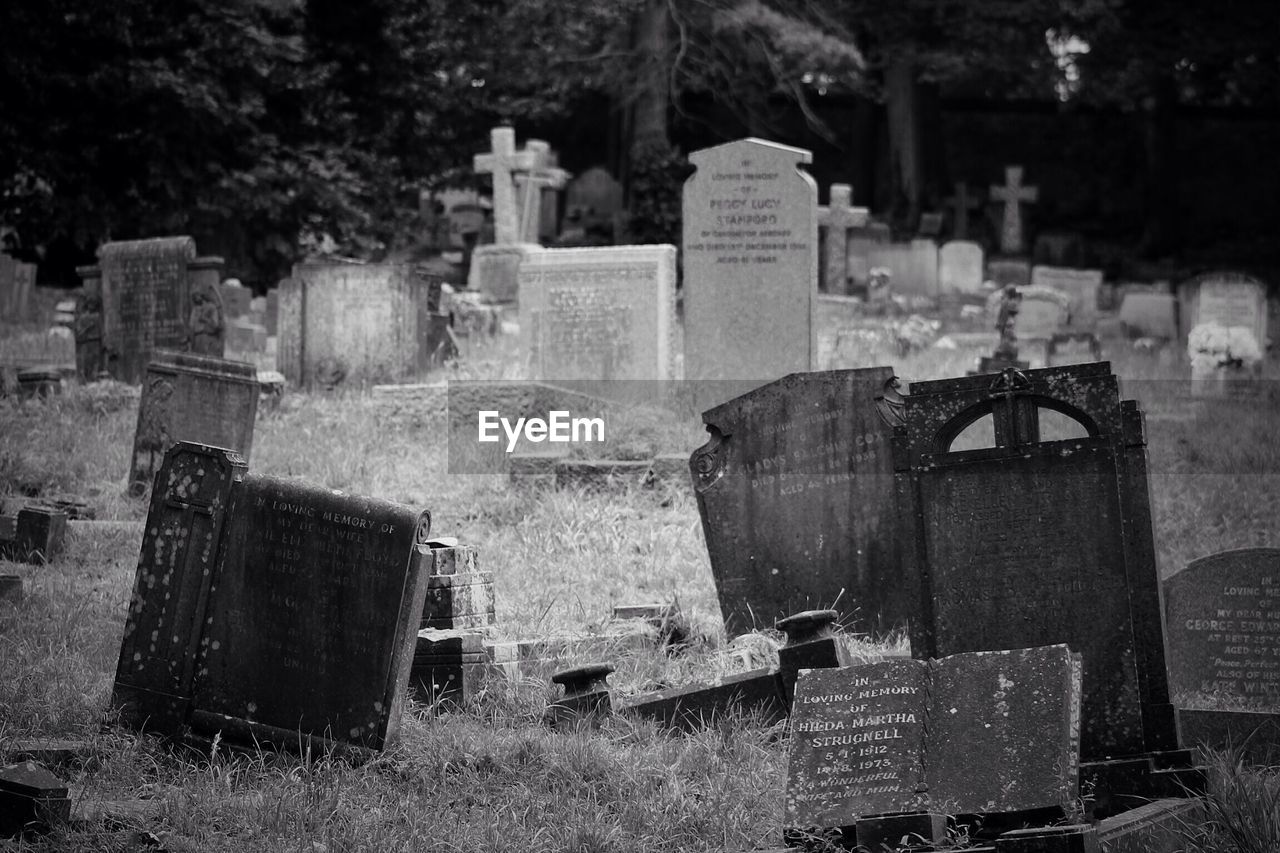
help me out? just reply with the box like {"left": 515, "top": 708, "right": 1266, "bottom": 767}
{"left": 3, "top": 318, "right": 1280, "bottom": 851}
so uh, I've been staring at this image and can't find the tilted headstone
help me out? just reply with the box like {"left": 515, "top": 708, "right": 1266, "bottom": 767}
{"left": 127, "top": 350, "right": 259, "bottom": 496}
{"left": 817, "top": 184, "right": 869, "bottom": 295}
{"left": 89, "top": 237, "right": 226, "bottom": 383}
{"left": 867, "top": 239, "right": 938, "bottom": 297}
{"left": 785, "top": 645, "right": 1081, "bottom": 833}
{"left": 937, "top": 240, "right": 985, "bottom": 295}
{"left": 1031, "top": 266, "right": 1103, "bottom": 326}
{"left": 1119, "top": 292, "right": 1178, "bottom": 340}
{"left": 691, "top": 369, "right": 903, "bottom": 635}
{"left": 683, "top": 138, "right": 817, "bottom": 388}
{"left": 277, "top": 262, "right": 445, "bottom": 388}
{"left": 1178, "top": 271, "right": 1268, "bottom": 350}
{"left": 518, "top": 245, "right": 677, "bottom": 381}
{"left": 896, "top": 363, "right": 1180, "bottom": 760}
{"left": 112, "top": 442, "right": 431, "bottom": 752}
{"left": 990, "top": 165, "right": 1038, "bottom": 255}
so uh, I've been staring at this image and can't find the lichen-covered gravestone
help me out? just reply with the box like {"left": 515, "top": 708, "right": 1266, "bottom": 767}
{"left": 785, "top": 645, "right": 1080, "bottom": 834}
{"left": 127, "top": 350, "right": 259, "bottom": 496}
{"left": 112, "top": 442, "right": 431, "bottom": 752}
{"left": 896, "top": 363, "right": 1179, "bottom": 761}
{"left": 691, "top": 368, "right": 903, "bottom": 635}
{"left": 682, "top": 138, "right": 817, "bottom": 392}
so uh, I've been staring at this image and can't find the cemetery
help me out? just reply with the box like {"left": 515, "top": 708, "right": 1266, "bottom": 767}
{"left": 3, "top": 5, "right": 1280, "bottom": 852}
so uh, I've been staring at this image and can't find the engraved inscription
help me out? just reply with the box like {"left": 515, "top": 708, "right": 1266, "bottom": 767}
{"left": 684, "top": 158, "right": 811, "bottom": 267}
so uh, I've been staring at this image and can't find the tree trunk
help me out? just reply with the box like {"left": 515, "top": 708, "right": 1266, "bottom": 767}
{"left": 884, "top": 57, "right": 924, "bottom": 230}
{"left": 630, "top": 0, "right": 671, "bottom": 158}
{"left": 1140, "top": 75, "right": 1178, "bottom": 258}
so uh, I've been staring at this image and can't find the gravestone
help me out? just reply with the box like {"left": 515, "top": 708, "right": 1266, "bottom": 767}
{"left": 72, "top": 268, "right": 104, "bottom": 381}
{"left": 868, "top": 239, "right": 938, "bottom": 297}
{"left": 1031, "top": 266, "right": 1103, "bottom": 326}
{"left": 846, "top": 221, "right": 891, "bottom": 297}
{"left": 896, "top": 363, "right": 1180, "bottom": 760}
{"left": 1014, "top": 286, "right": 1071, "bottom": 344}
{"left": 518, "top": 245, "right": 677, "bottom": 381}
{"left": 988, "top": 258, "right": 1032, "bottom": 288}
{"left": 277, "top": 262, "right": 445, "bottom": 388}
{"left": 112, "top": 442, "right": 431, "bottom": 752}
{"left": 938, "top": 241, "right": 985, "bottom": 295}
{"left": 1178, "top": 271, "right": 1268, "bottom": 349}
{"left": 127, "top": 350, "right": 260, "bottom": 496}
{"left": 990, "top": 166, "right": 1038, "bottom": 255}
{"left": 817, "top": 184, "right": 869, "bottom": 295}
{"left": 0, "top": 254, "right": 37, "bottom": 322}
{"left": 564, "top": 166, "right": 624, "bottom": 238}
{"left": 1119, "top": 292, "right": 1178, "bottom": 340}
{"left": 470, "top": 127, "right": 542, "bottom": 302}
{"left": 513, "top": 141, "right": 569, "bottom": 243}
{"left": 219, "top": 281, "right": 252, "bottom": 319}
{"left": 691, "top": 369, "right": 903, "bottom": 635}
{"left": 785, "top": 645, "right": 1081, "bottom": 833}
{"left": 945, "top": 182, "right": 983, "bottom": 240}
{"left": 683, "top": 138, "right": 817, "bottom": 388}
{"left": 88, "top": 237, "right": 226, "bottom": 383}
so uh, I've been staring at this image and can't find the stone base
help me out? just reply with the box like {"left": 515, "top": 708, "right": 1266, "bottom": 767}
{"left": 618, "top": 668, "right": 786, "bottom": 733}
{"left": 1097, "top": 798, "right": 1203, "bottom": 853}
{"left": 1177, "top": 708, "right": 1280, "bottom": 765}
{"left": 855, "top": 812, "right": 948, "bottom": 852}
{"left": 0, "top": 762, "right": 70, "bottom": 838}
{"left": 0, "top": 508, "right": 67, "bottom": 564}
{"left": 995, "top": 824, "right": 1099, "bottom": 853}
{"left": 467, "top": 243, "right": 538, "bottom": 304}
{"left": 1080, "top": 750, "right": 1205, "bottom": 819}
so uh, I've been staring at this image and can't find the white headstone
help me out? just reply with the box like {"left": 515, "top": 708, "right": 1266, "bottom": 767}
{"left": 938, "top": 241, "right": 985, "bottom": 294}
{"left": 1015, "top": 286, "right": 1071, "bottom": 342}
{"left": 867, "top": 239, "right": 939, "bottom": 296}
{"left": 1030, "top": 266, "right": 1103, "bottom": 326}
{"left": 474, "top": 127, "right": 538, "bottom": 246}
{"left": 1182, "top": 271, "right": 1268, "bottom": 350}
{"left": 682, "top": 138, "right": 817, "bottom": 384}
{"left": 518, "top": 245, "right": 677, "bottom": 381}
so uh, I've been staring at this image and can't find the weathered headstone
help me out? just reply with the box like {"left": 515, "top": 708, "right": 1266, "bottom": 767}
{"left": 785, "top": 645, "right": 1081, "bottom": 833}
{"left": 1014, "top": 286, "right": 1071, "bottom": 343}
{"left": 990, "top": 165, "right": 1038, "bottom": 255}
{"left": 867, "top": 239, "right": 938, "bottom": 297}
{"left": 817, "top": 184, "right": 868, "bottom": 295}
{"left": 73, "top": 267, "right": 104, "bottom": 381}
{"left": 111, "top": 442, "right": 431, "bottom": 752}
{"left": 1119, "top": 292, "right": 1178, "bottom": 340}
{"left": 1031, "top": 266, "right": 1103, "bottom": 326}
{"left": 514, "top": 141, "right": 569, "bottom": 243}
{"left": 683, "top": 138, "right": 817, "bottom": 386}
{"left": 277, "top": 262, "right": 445, "bottom": 388}
{"left": 127, "top": 350, "right": 260, "bottom": 496}
{"left": 691, "top": 369, "right": 902, "bottom": 635}
{"left": 846, "top": 221, "right": 891, "bottom": 296}
{"left": 469, "top": 127, "right": 542, "bottom": 302}
{"left": 0, "top": 254, "right": 37, "bottom": 322}
{"left": 896, "top": 363, "right": 1180, "bottom": 760}
{"left": 1178, "top": 271, "right": 1268, "bottom": 350}
{"left": 519, "top": 245, "right": 677, "bottom": 381}
{"left": 937, "top": 240, "right": 985, "bottom": 295}
{"left": 89, "top": 237, "right": 226, "bottom": 383}
{"left": 219, "top": 281, "right": 252, "bottom": 319}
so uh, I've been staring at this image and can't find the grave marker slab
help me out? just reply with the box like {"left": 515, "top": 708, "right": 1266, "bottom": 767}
{"left": 219, "top": 281, "right": 252, "bottom": 319}
{"left": 785, "top": 645, "right": 1080, "bottom": 833}
{"left": 1178, "top": 271, "right": 1268, "bottom": 350}
{"left": 896, "top": 363, "right": 1179, "bottom": 760}
{"left": 519, "top": 245, "right": 677, "bottom": 380}
{"left": 127, "top": 350, "right": 259, "bottom": 496}
{"left": 683, "top": 138, "right": 817, "bottom": 385}
{"left": 112, "top": 442, "right": 431, "bottom": 752}
{"left": 692, "top": 369, "right": 902, "bottom": 634}
{"left": 1031, "top": 266, "right": 1103, "bottom": 325}
{"left": 0, "top": 255, "right": 37, "bottom": 322}
{"left": 817, "top": 184, "right": 869, "bottom": 295}
{"left": 1015, "top": 286, "right": 1071, "bottom": 343}
{"left": 868, "top": 239, "right": 939, "bottom": 297}
{"left": 1118, "top": 293, "right": 1178, "bottom": 340}
{"left": 938, "top": 241, "right": 985, "bottom": 295}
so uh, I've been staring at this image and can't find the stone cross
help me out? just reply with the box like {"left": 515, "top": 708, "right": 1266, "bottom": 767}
{"left": 474, "top": 127, "right": 538, "bottom": 245}
{"left": 514, "top": 141, "right": 570, "bottom": 243}
{"left": 816, "top": 184, "right": 868, "bottom": 294}
{"left": 945, "top": 181, "right": 983, "bottom": 240}
{"left": 990, "top": 166, "right": 1038, "bottom": 255}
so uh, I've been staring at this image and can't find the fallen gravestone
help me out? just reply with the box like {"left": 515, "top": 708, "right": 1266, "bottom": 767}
{"left": 127, "top": 350, "right": 259, "bottom": 496}
{"left": 784, "top": 644, "right": 1081, "bottom": 838}
{"left": 1165, "top": 548, "right": 1280, "bottom": 762}
{"left": 692, "top": 369, "right": 902, "bottom": 635}
{"left": 897, "top": 363, "right": 1180, "bottom": 762}
{"left": 518, "top": 245, "right": 677, "bottom": 381}
{"left": 112, "top": 441, "right": 431, "bottom": 753}
{"left": 683, "top": 138, "right": 817, "bottom": 391}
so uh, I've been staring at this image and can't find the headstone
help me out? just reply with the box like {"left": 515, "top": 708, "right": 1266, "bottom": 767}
{"left": 988, "top": 258, "right": 1032, "bottom": 288}
{"left": 474, "top": 127, "right": 538, "bottom": 246}
{"left": 111, "top": 442, "right": 431, "bottom": 752}
{"left": 73, "top": 267, "right": 104, "bottom": 381}
{"left": 264, "top": 290, "right": 279, "bottom": 336}
{"left": 990, "top": 166, "right": 1038, "bottom": 255}
{"left": 1178, "top": 271, "right": 1268, "bottom": 350}
{"left": 447, "top": 203, "right": 487, "bottom": 250}
{"left": 846, "top": 221, "right": 891, "bottom": 297}
{"left": 0, "top": 507, "right": 67, "bottom": 564}
{"left": 277, "top": 262, "right": 445, "bottom": 388}
{"left": 683, "top": 138, "right": 817, "bottom": 386}
{"left": 564, "top": 166, "right": 624, "bottom": 237}
{"left": 219, "top": 281, "right": 252, "bottom": 319}
{"left": 937, "top": 241, "right": 985, "bottom": 295}
{"left": 519, "top": 245, "right": 677, "bottom": 381}
{"left": 0, "top": 255, "right": 37, "bottom": 322}
{"left": 867, "top": 239, "right": 938, "bottom": 297}
{"left": 93, "top": 237, "right": 226, "bottom": 383}
{"left": 1014, "top": 286, "right": 1071, "bottom": 343}
{"left": 896, "top": 363, "right": 1180, "bottom": 760}
{"left": 225, "top": 318, "right": 268, "bottom": 360}
{"left": 784, "top": 645, "right": 1081, "bottom": 832}
{"left": 917, "top": 212, "right": 944, "bottom": 237}
{"left": 944, "top": 182, "right": 983, "bottom": 240}
{"left": 691, "top": 369, "right": 903, "bottom": 635}
{"left": 513, "top": 141, "right": 568, "bottom": 243}
{"left": 817, "top": 184, "right": 869, "bottom": 295}
{"left": 1031, "top": 266, "right": 1103, "bottom": 326}
{"left": 0, "top": 761, "right": 70, "bottom": 837}
{"left": 620, "top": 668, "right": 787, "bottom": 732}
{"left": 127, "top": 350, "right": 260, "bottom": 496}
{"left": 1119, "top": 292, "right": 1178, "bottom": 340}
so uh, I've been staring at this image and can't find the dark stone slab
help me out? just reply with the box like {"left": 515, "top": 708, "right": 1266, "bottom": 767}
{"left": 127, "top": 350, "right": 259, "bottom": 497}
{"left": 1080, "top": 751, "right": 1205, "bottom": 818}
{"left": 1097, "top": 798, "right": 1203, "bottom": 853}
{"left": 16, "top": 367, "right": 61, "bottom": 399}
{"left": 785, "top": 645, "right": 1081, "bottom": 834}
{"left": 1176, "top": 708, "right": 1280, "bottom": 764}
{"left": 0, "top": 762, "right": 70, "bottom": 837}
{"left": 3, "top": 740, "right": 90, "bottom": 770}
{"left": 422, "top": 572, "right": 494, "bottom": 630}
{"left": 776, "top": 609, "right": 850, "bottom": 707}
{"left": 854, "top": 812, "right": 947, "bottom": 852}
{"left": 619, "top": 668, "right": 786, "bottom": 732}
{"left": 1164, "top": 548, "right": 1280, "bottom": 711}
{"left": 112, "top": 441, "right": 431, "bottom": 753}
{"left": 897, "top": 363, "right": 1178, "bottom": 760}
{"left": 692, "top": 369, "right": 902, "bottom": 635}
{"left": 546, "top": 663, "right": 614, "bottom": 727}
{"left": 995, "top": 825, "right": 1100, "bottom": 853}
{"left": 411, "top": 629, "right": 490, "bottom": 710}
{"left": 0, "top": 508, "right": 67, "bottom": 564}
